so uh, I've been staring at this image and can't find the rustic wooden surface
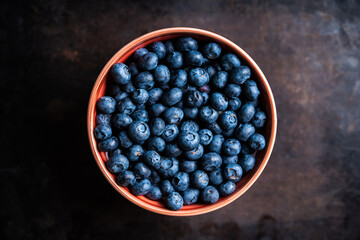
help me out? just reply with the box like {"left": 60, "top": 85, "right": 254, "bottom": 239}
{"left": 1, "top": 0, "right": 359, "bottom": 239}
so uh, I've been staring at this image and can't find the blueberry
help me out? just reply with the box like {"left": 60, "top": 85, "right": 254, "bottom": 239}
{"left": 184, "top": 144, "right": 204, "bottom": 160}
{"left": 170, "top": 69, "right": 187, "bottom": 88}
{"left": 121, "top": 82, "right": 136, "bottom": 94}
{"left": 191, "top": 170, "right": 209, "bottom": 189}
{"left": 203, "top": 65, "right": 217, "bottom": 78}
{"left": 175, "top": 37, "right": 198, "bottom": 52}
{"left": 163, "top": 107, "right": 184, "bottom": 124}
{"left": 182, "top": 188, "right": 200, "bottom": 205}
{"left": 131, "top": 89, "right": 149, "bottom": 105}
{"left": 150, "top": 171, "right": 161, "bottom": 184}
{"left": 98, "top": 137, "right": 118, "bottom": 152}
{"left": 189, "top": 68, "right": 209, "bottom": 87}
{"left": 114, "top": 91, "right": 129, "bottom": 102}
{"left": 127, "top": 121, "right": 151, "bottom": 143}
{"left": 149, "top": 103, "right": 167, "bottom": 117}
{"left": 117, "top": 98, "right": 136, "bottom": 115}
{"left": 238, "top": 103, "right": 255, "bottom": 123}
{"left": 211, "top": 71, "right": 228, "bottom": 89}
{"left": 133, "top": 162, "right": 151, "bottom": 179}
{"left": 149, "top": 41, "right": 166, "bottom": 59}
{"left": 251, "top": 110, "right": 266, "bottom": 128}
{"left": 198, "top": 85, "right": 211, "bottom": 93}
{"left": 201, "top": 186, "right": 219, "bottom": 204}
{"left": 223, "top": 163, "right": 243, "bottom": 182}
{"left": 161, "top": 124, "right": 179, "bottom": 142}
{"left": 184, "top": 51, "right": 204, "bottom": 66}
{"left": 158, "top": 158, "right": 179, "bottom": 179}
{"left": 146, "top": 137, "right": 166, "bottom": 152}
{"left": 222, "top": 128, "right": 235, "bottom": 138}
{"left": 133, "top": 71, "right": 155, "bottom": 90}
{"left": 164, "top": 143, "right": 183, "bottom": 158}
{"left": 218, "top": 111, "right": 238, "bottom": 130}
{"left": 172, "top": 172, "right": 190, "bottom": 192}
{"left": 239, "top": 154, "right": 256, "bottom": 172}
{"left": 111, "top": 113, "right": 131, "bottom": 129}
{"left": 241, "top": 142, "right": 256, "bottom": 155}
{"left": 94, "top": 124, "right": 112, "bottom": 140}
{"left": 234, "top": 123, "right": 255, "bottom": 141}
{"left": 179, "top": 160, "right": 198, "bottom": 173}
{"left": 95, "top": 114, "right": 112, "bottom": 126}
{"left": 127, "top": 145, "right": 144, "bottom": 162}
{"left": 201, "top": 92, "right": 209, "bottom": 104}
{"left": 131, "top": 109, "right": 149, "bottom": 122}
{"left": 128, "top": 62, "right": 139, "bottom": 77}
{"left": 203, "top": 42, "right": 221, "bottom": 58}
{"left": 248, "top": 133, "right": 266, "bottom": 151}
{"left": 116, "top": 171, "right": 136, "bottom": 187}
{"left": 220, "top": 53, "right": 241, "bottom": 71}
{"left": 166, "top": 51, "right": 183, "bottom": 69}
{"left": 138, "top": 52, "right": 158, "bottom": 71}
{"left": 160, "top": 180, "right": 175, "bottom": 196}
{"left": 164, "top": 40, "right": 175, "bottom": 54}
{"left": 201, "top": 152, "right": 222, "bottom": 171}
{"left": 154, "top": 65, "right": 170, "bottom": 86}
{"left": 108, "top": 82, "right": 121, "bottom": 96}
{"left": 208, "top": 169, "right": 223, "bottom": 185}
{"left": 118, "top": 131, "right": 133, "bottom": 148}
{"left": 180, "top": 120, "right": 200, "bottom": 132}
{"left": 106, "top": 154, "right": 129, "bottom": 174}
{"left": 198, "top": 106, "right": 219, "bottom": 124}
{"left": 178, "top": 131, "right": 200, "bottom": 151}
{"left": 184, "top": 90, "right": 204, "bottom": 108}
{"left": 133, "top": 48, "right": 148, "bottom": 61}
{"left": 162, "top": 88, "right": 183, "bottom": 106}
{"left": 210, "top": 92, "right": 228, "bottom": 111}
{"left": 149, "top": 118, "right": 166, "bottom": 136}
{"left": 223, "top": 155, "right": 238, "bottom": 164}
{"left": 208, "top": 135, "right": 224, "bottom": 153}
{"left": 166, "top": 192, "right": 183, "bottom": 210}
{"left": 97, "top": 96, "right": 116, "bottom": 114}
{"left": 147, "top": 88, "right": 163, "bottom": 105}
{"left": 219, "top": 181, "right": 236, "bottom": 196}
{"left": 145, "top": 185, "right": 163, "bottom": 200}
{"left": 131, "top": 179, "right": 152, "bottom": 195}
{"left": 183, "top": 107, "right": 198, "bottom": 119}
{"left": 228, "top": 98, "right": 242, "bottom": 111}
{"left": 109, "top": 148, "right": 122, "bottom": 158}
{"left": 143, "top": 150, "right": 161, "bottom": 169}
{"left": 244, "top": 80, "right": 260, "bottom": 101}
{"left": 111, "top": 63, "right": 131, "bottom": 85}
{"left": 224, "top": 83, "right": 241, "bottom": 98}
{"left": 229, "top": 66, "right": 251, "bottom": 85}
{"left": 198, "top": 129, "right": 213, "bottom": 146}
{"left": 222, "top": 139, "right": 241, "bottom": 156}
{"left": 207, "top": 122, "right": 222, "bottom": 135}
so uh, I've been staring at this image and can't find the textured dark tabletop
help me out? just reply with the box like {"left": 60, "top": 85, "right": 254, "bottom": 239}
{"left": 1, "top": 0, "right": 360, "bottom": 239}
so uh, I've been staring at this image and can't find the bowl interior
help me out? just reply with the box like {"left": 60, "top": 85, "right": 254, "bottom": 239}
{"left": 88, "top": 28, "right": 276, "bottom": 216}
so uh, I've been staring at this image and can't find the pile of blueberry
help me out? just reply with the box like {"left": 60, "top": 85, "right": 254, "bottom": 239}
{"left": 93, "top": 37, "right": 267, "bottom": 211}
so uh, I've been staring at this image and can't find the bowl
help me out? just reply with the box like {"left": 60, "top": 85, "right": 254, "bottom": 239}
{"left": 87, "top": 27, "right": 277, "bottom": 216}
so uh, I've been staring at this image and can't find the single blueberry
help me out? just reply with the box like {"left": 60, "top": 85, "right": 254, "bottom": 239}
{"left": 219, "top": 181, "right": 236, "bottom": 196}
{"left": 149, "top": 41, "right": 166, "bottom": 59}
{"left": 145, "top": 185, "right": 163, "bottom": 200}
{"left": 128, "top": 62, "right": 139, "bottom": 77}
{"left": 150, "top": 171, "right": 161, "bottom": 184}
{"left": 183, "top": 107, "right": 198, "bottom": 119}
{"left": 180, "top": 120, "right": 200, "bottom": 132}
{"left": 158, "top": 158, "right": 179, "bottom": 179}
{"left": 161, "top": 124, "right": 179, "bottom": 142}
{"left": 228, "top": 98, "right": 242, "bottom": 111}
{"left": 218, "top": 111, "right": 238, "bottom": 130}
{"left": 149, "top": 103, "right": 167, "bottom": 117}
{"left": 224, "top": 83, "right": 241, "bottom": 98}
{"left": 198, "top": 106, "right": 219, "bottom": 124}
{"left": 234, "top": 123, "right": 255, "bottom": 141}
{"left": 117, "top": 98, "right": 136, "bottom": 115}
{"left": 220, "top": 53, "right": 241, "bottom": 71}
{"left": 94, "top": 124, "right": 112, "bottom": 140}
{"left": 130, "top": 179, "right": 152, "bottom": 196}
{"left": 210, "top": 92, "right": 228, "bottom": 111}
{"left": 244, "top": 80, "right": 260, "bottom": 101}
{"left": 184, "top": 90, "right": 204, "bottom": 108}
{"left": 138, "top": 52, "right": 158, "bottom": 71}
{"left": 164, "top": 142, "right": 183, "bottom": 158}
{"left": 198, "top": 129, "right": 213, "bottom": 146}
{"left": 189, "top": 68, "right": 209, "bottom": 87}
{"left": 179, "top": 160, "right": 198, "bottom": 173}
{"left": 239, "top": 154, "right": 256, "bottom": 172}
{"left": 251, "top": 110, "right": 266, "bottom": 128}
{"left": 184, "top": 144, "right": 204, "bottom": 161}
{"left": 208, "top": 135, "right": 224, "bottom": 153}
{"left": 146, "top": 137, "right": 166, "bottom": 152}
{"left": 201, "top": 92, "right": 209, "bottom": 104}
{"left": 154, "top": 65, "right": 170, "bottom": 86}
{"left": 133, "top": 71, "right": 155, "bottom": 90}
{"left": 97, "top": 96, "right": 116, "bottom": 114}
{"left": 121, "top": 82, "right": 136, "bottom": 94}
{"left": 116, "top": 170, "right": 135, "bottom": 187}
{"left": 166, "top": 51, "right": 183, "bottom": 69}
{"left": 211, "top": 71, "right": 228, "bottom": 89}
{"left": 178, "top": 131, "right": 201, "bottom": 151}
{"left": 207, "top": 122, "right": 222, "bottom": 135}
{"left": 143, "top": 150, "right": 161, "bottom": 170}
{"left": 147, "top": 88, "right": 163, "bottom": 105}
{"left": 133, "top": 48, "right": 148, "bottom": 61}
{"left": 170, "top": 69, "right": 188, "bottom": 88}
{"left": 160, "top": 180, "right": 175, "bottom": 196}
{"left": 127, "top": 121, "right": 151, "bottom": 143}
{"left": 223, "top": 155, "right": 238, "bottom": 164}
{"left": 208, "top": 169, "right": 223, "bottom": 185}
{"left": 229, "top": 66, "right": 251, "bottom": 85}
{"left": 238, "top": 103, "right": 255, "bottom": 123}
{"left": 166, "top": 192, "right": 184, "bottom": 211}
{"left": 201, "top": 152, "right": 222, "bottom": 171}
{"left": 164, "top": 40, "right": 175, "bottom": 54}
{"left": 163, "top": 107, "right": 184, "bottom": 124}
{"left": 111, "top": 63, "right": 131, "bottom": 85}
{"left": 191, "top": 170, "right": 209, "bottom": 189}
{"left": 133, "top": 162, "right": 151, "bottom": 179}
{"left": 222, "top": 139, "right": 241, "bottom": 156}
{"left": 149, "top": 118, "right": 166, "bottom": 136}
{"left": 127, "top": 145, "right": 144, "bottom": 162}
{"left": 172, "top": 172, "right": 190, "bottom": 192}
{"left": 162, "top": 88, "right": 183, "bottom": 106}
{"left": 201, "top": 186, "right": 219, "bottom": 204}
{"left": 95, "top": 113, "right": 112, "bottom": 126}
{"left": 114, "top": 91, "right": 129, "bottom": 102}
{"left": 203, "top": 42, "right": 222, "bottom": 59}
{"left": 184, "top": 51, "right": 204, "bottom": 67}
{"left": 131, "top": 109, "right": 149, "bottom": 122}
{"left": 223, "top": 163, "right": 243, "bottom": 182}
{"left": 106, "top": 154, "right": 129, "bottom": 174}
{"left": 248, "top": 133, "right": 266, "bottom": 151}
{"left": 118, "top": 131, "right": 133, "bottom": 149}
{"left": 203, "top": 65, "right": 217, "bottom": 78}
{"left": 98, "top": 137, "right": 118, "bottom": 152}
{"left": 182, "top": 188, "right": 200, "bottom": 205}
{"left": 175, "top": 37, "right": 198, "bottom": 52}
{"left": 131, "top": 89, "right": 149, "bottom": 105}
{"left": 112, "top": 113, "right": 133, "bottom": 129}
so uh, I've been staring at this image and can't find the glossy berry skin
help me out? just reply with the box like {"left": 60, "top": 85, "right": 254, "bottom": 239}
{"left": 149, "top": 41, "right": 166, "bottom": 59}
{"left": 146, "top": 137, "right": 166, "bottom": 152}
{"left": 164, "top": 40, "right": 175, "bottom": 54}
{"left": 180, "top": 160, "right": 198, "bottom": 173}
{"left": 223, "top": 155, "right": 238, "bottom": 165}
{"left": 218, "top": 111, "right": 238, "bottom": 130}
{"left": 223, "top": 163, "right": 243, "bottom": 183}
{"left": 184, "top": 144, "right": 204, "bottom": 160}
{"left": 166, "top": 51, "right": 183, "bottom": 69}
{"left": 175, "top": 37, "right": 198, "bottom": 52}
{"left": 111, "top": 63, "right": 131, "bottom": 85}
{"left": 203, "top": 42, "right": 222, "bottom": 59}
{"left": 208, "top": 135, "right": 224, "bottom": 153}
{"left": 131, "top": 179, "right": 152, "bottom": 196}
{"left": 94, "top": 124, "right": 112, "bottom": 140}
{"left": 149, "top": 118, "right": 165, "bottom": 136}
{"left": 162, "top": 88, "right": 183, "bottom": 106}
{"left": 95, "top": 114, "right": 112, "bottom": 126}
{"left": 98, "top": 137, "right": 118, "bottom": 152}
{"left": 138, "top": 52, "right": 158, "bottom": 71}
{"left": 230, "top": 66, "right": 251, "bottom": 85}
{"left": 145, "top": 186, "right": 163, "bottom": 200}
{"left": 198, "top": 129, "right": 213, "bottom": 146}
{"left": 97, "top": 96, "right": 116, "bottom": 114}
{"left": 191, "top": 170, "right": 209, "bottom": 189}
{"left": 164, "top": 143, "right": 183, "bottom": 158}
{"left": 189, "top": 68, "right": 209, "bottom": 87}
{"left": 161, "top": 124, "right": 179, "bottom": 142}
{"left": 158, "top": 158, "right": 179, "bottom": 179}
{"left": 224, "top": 83, "right": 241, "bottom": 98}
{"left": 160, "top": 180, "right": 175, "bottom": 196}
{"left": 248, "top": 133, "right": 266, "bottom": 151}
{"left": 118, "top": 131, "right": 133, "bottom": 149}
{"left": 182, "top": 188, "right": 200, "bottom": 205}
{"left": 172, "top": 172, "right": 190, "bottom": 192}
{"left": 201, "top": 152, "right": 222, "bottom": 171}
{"left": 131, "top": 109, "right": 149, "bottom": 122}
{"left": 116, "top": 171, "right": 135, "bottom": 187}
{"left": 117, "top": 98, "right": 136, "bottom": 115}
{"left": 202, "top": 92, "right": 209, "bottom": 104}
{"left": 235, "top": 123, "right": 255, "bottom": 141}
{"left": 222, "top": 139, "right": 241, "bottom": 156}
{"left": 127, "top": 145, "right": 144, "bottom": 162}
{"left": 198, "top": 106, "right": 219, "bottom": 124}
{"left": 106, "top": 154, "right": 129, "bottom": 174}
{"left": 178, "top": 131, "right": 200, "bottom": 151}
{"left": 133, "top": 48, "right": 148, "bottom": 61}
{"left": 163, "top": 107, "right": 184, "bottom": 124}
{"left": 211, "top": 71, "right": 228, "bottom": 89}
{"left": 184, "top": 51, "right": 204, "bottom": 66}
{"left": 114, "top": 91, "right": 129, "bottom": 102}
{"left": 203, "top": 65, "right": 216, "bottom": 79}
{"left": 244, "top": 80, "right": 260, "bottom": 100}
{"left": 201, "top": 186, "right": 219, "bottom": 204}
{"left": 220, "top": 53, "right": 241, "bottom": 71}
{"left": 184, "top": 90, "right": 204, "bottom": 108}
{"left": 180, "top": 120, "right": 200, "bottom": 132}
{"left": 238, "top": 103, "right": 255, "bottom": 123}
{"left": 219, "top": 181, "right": 236, "bottom": 196}
{"left": 228, "top": 98, "right": 242, "bottom": 111}
{"left": 183, "top": 107, "right": 198, "bottom": 119}
{"left": 109, "top": 148, "right": 122, "bottom": 158}
{"left": 210, "top": 92, "right": 228, "bottom": 111}
{"left": 149, "top": 103, "right": 167, "bottom": 117}
{"left": 131, "top": 89, "right": 149, "bottom": 105}
{"left": 143, "top": 150, "right": 161, "bottom": 169}
{"left": 251, "top": 110, "right": 266, "bottom": 128}
{"left": 207, "top": 122, "right": 222, "bottom": 135}
{"left": 170, "top": 69, "right": 187, "bottom": 88}
{"left": 147, "top": 88, "right": 163, "bottom": 105}
{"left": 133, "top": 71, "right": 155, "bottom": 90}
{"left": 127, "top": 121, "right": 151, "bottom": 143}
{"left": 133, "top": 162, "right": 151, "bottom": 179}
{"left": 239, "top": 154, "right": 256, "bottom": 172}
{"left": 154, "top": 65, "right": 170, "bottom": 86}
{"left": 166, "top": 192, "right": 183, "bottom": 211}
{"left": 209, "top": 169, "right": 223, "bottom": 185}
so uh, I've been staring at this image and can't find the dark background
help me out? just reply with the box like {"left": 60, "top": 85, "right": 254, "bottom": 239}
{"left": 1, "top": 0, "right": 360, "bottom": 239}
